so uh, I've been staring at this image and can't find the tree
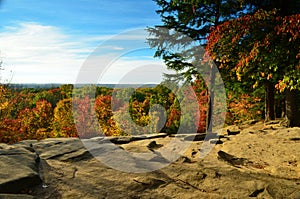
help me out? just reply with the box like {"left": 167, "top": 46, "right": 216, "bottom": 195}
{"left": 94, "top": 95, "right": 122, "bottom": 136}
{"left": 275, "top": 13, "right": 300, "bottom": 126}
{"left": 73, "top": 95, "right": 101, "bottom": 138}
{"left": 31, "top": 88, "right": 62, "bottom": 108}
{"left": 0, "top": 85, "right": 23, "bottom": 143}
{"left": 148, "top": 0, "right": 248, "bottom": 132}
{"left": 60, "top": 84, "right": 74, "bottom": 99}
{"left": 52, "top": 98, "right": 77, "bottom": 137}
{"left": 17, "top": 100, "right": 54, "bottom": 140}
{"left": 206, "top": 8, "right": 300, "bottom": 124}
{"left": 0, "top": 57, "right": 11, "bottom": 119}
{"left": 0, "top": 85, "right": 10, "bottom": 119}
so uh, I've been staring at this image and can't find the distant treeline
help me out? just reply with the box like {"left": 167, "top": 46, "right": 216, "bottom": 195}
{"left": 8, "top": 83, "right": 158, "bottom": 89}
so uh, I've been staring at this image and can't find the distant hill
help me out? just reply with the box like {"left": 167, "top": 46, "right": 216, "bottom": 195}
{"left": 8, "top": 83, "right": 158, "bottom": 89}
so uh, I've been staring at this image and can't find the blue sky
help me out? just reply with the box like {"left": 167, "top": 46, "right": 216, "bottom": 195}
{"left": 0, "top": 0, "right": 171, "bottom": 84}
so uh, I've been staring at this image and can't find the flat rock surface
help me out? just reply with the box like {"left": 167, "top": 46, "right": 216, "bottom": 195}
{"left": 0, "top": 144, "right": 41, "bottom": 194}
{"left": 0, "top": 194, "right": 36, "bottom": 199}
{"left": 1, "top": 122, "right": 300, "bottom": 198}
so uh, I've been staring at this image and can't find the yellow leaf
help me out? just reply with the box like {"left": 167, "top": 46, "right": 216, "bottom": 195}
{"left": 0, "top": 101, "right": 9, "bottom": 110}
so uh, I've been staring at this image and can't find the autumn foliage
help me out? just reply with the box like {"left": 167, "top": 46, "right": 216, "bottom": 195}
{"left": 0, "top": 81, "right": 266, "bottom": 144}
{"left": 206, "top": 9, "right": 300, "bottom": 90}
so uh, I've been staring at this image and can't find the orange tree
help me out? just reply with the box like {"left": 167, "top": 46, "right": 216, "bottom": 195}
{"left": 191, "top": 79, "right": 209, "bottom": 132}
{"left": 17, "top": 100, "right": 54, "bottom": 140}
{"left": 94, "top": 95, "right": 123, "bottom": 136}
{"left": 0, "top": 86, "right": 23, "bottom": 143}
{"left": 72, "top": 95, "right": 102, "bottom": 138}
{"left": 206, "top": 8, "right": 300, "bottom": 125}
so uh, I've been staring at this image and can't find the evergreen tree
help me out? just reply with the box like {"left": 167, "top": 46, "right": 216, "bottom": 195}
{"left": 148, "top": 0, "right": 249, "bottom": 132}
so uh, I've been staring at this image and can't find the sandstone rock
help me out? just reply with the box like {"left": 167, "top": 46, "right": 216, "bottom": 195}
{"left": 0, "top": 194, "right": 36, "bottom": 199}
{"left": 108, "top": 136, "right": 134, "bottom": 144}
{"left": 183, "top": 133, "right": 207, "bottom": 141}
{"left": 140, "top": 133, "right": 168, "bottom": 139}
{"left": 147, "top": 141, "right": 163, "bottom": 151}
{"left": 1, "top": 123, "right": 300, "bottom": 198}
{"left": 133, "top": 176, "right": 166, "bottom": 189}
{"left": 227, "top": 129, "right": 241, "bottom": 135}
{"left": 33, "top": 138, "right": 90, "bottom": 162}
{"left": 0, "top": 144, "right": 41, "bottom": 194}
{"left": 218, "top": 150, "right": 249, "bottom": 167}
{"left": 108, "top": 133, "right": 168, "bottom": 144}
{"left": 209, "top": 139, "right": 223, "bottom": 145}
{"left": 174, "top": 156, "right": 193, "bottom": 163}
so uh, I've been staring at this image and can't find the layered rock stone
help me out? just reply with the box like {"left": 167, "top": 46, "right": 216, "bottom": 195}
{"left": 0, "top": 123, "right": 299, "bottom": 198}
{"left": 0, "top": 143, "right": 41, "bottom": 194}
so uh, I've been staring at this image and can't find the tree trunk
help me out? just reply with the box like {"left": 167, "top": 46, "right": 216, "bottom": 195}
{"left": 265, "top": 82, "right": 275, "bottom": 121}
{"left": 206, "top": 67, "right": 216, "bottom": 133}
{"left": 286, "top": 89, "right": 300, "bottom": 127}
{"left": 206, "top": 0, "right": 220, "bottom": 133}
{"left": 275, "top": 96, "right": 286, "bottom": 118}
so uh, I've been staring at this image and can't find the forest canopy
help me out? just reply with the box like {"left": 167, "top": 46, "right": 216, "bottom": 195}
{"left": 148, "top": 0, "right": 300, "bottom": 127}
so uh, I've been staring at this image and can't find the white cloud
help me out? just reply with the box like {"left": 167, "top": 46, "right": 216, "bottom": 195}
{"left": 98, "top": 45, "right": 125, "bottom": 51}
{"left": 99, "top": 58, "right": 168, "bottom": 84}
{"left": 83, "top": 29, "right": 149, "bottom": 43}
{"left": 0, "top": 22, "right": 172, "bottom": 84}
{"left": 0, "top": 22, "right": 88, "bottom": 83}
